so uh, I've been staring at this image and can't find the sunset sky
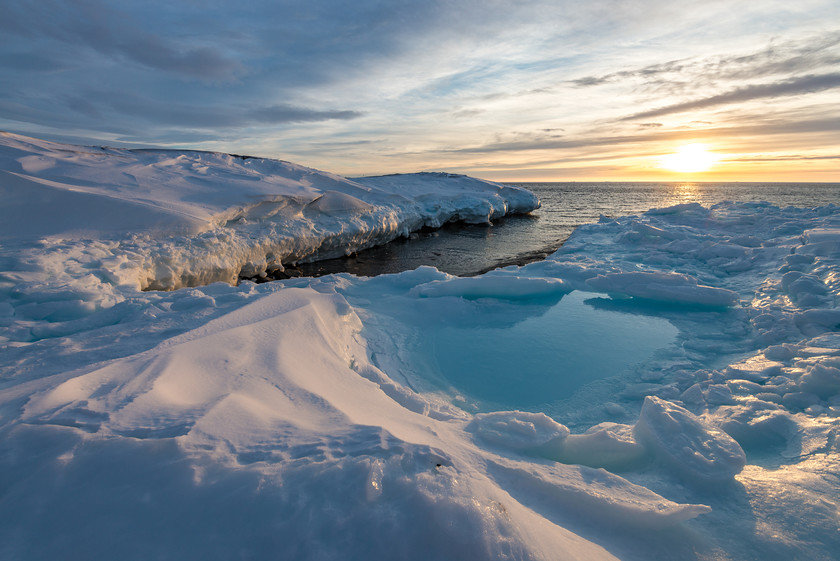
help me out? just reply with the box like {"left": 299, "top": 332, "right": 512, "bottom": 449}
{"left": 1, "top": 0, "right": 838, "bottom": 181}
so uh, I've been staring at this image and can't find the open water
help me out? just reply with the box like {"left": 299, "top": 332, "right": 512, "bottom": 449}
{"left": 291, "top": 182, "right": 840, "bottom": 278}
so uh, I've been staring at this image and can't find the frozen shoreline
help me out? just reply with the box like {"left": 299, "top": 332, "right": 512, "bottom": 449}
{"left": 2, "top": 133, "right": 840, "bottom": 560}
{"left": 0, "top": 131, "right": 538, "bottom": 293}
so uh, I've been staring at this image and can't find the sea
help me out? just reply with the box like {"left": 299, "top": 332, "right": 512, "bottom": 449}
{"left": 291, "top": 182, "right": 840, "bottom": 278}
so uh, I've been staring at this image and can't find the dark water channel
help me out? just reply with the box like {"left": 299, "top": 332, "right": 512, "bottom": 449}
{"left": 283, "top": 214, "right": 559, "bottom": 279}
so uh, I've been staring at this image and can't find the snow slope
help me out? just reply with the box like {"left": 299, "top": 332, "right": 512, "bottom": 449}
{"left": 2, "top": 133, "right": 840, "bottom": 560}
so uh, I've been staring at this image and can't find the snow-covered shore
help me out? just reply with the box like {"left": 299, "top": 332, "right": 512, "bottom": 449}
{"left": 0, "top": 132, "right": 537, "bottom": 293}
{"left": 2, "top": 133, "right": 839, "bottom": 560}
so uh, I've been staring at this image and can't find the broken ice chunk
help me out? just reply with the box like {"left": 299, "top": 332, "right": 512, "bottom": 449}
{"left": 487, "top": 457, "right": 711, "bottom": 530}
{"left": 712, "top": 401, "right": 796, "bottom": 449}
{"left": 537, "top": 422, "right": 647, "bottom": 471}
{"left": 797, "top": 358, "right": 840, "bottom": 398}
{"left": 585, "top": 271, "right": 739, "bottom": 307}
{"left": 466, "top": 410, "right": 569, "bottom": 451}
{"left": 633, "top": 396, "right": 746, "bottom": 484}
{"left": 411, "top": 275, "right": 569, "bottom": 300}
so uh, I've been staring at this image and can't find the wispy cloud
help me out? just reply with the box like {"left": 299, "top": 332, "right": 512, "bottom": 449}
{"left": 732, "top": 154, "right": 840, "bottom": 162}
{"left": 1, "top": 92, "right": 362, "bottom": 140}
{"left": 442, "top": 115, "right": 840, "bottom": 155}
{"left": 248, "top": 106, "right": 363, "bottom": 124}
{"left": 622, "top": 73, "right": 840, "bottom": 121}
{"left": 571, "top": 32, "right": 840, "bottom": 92}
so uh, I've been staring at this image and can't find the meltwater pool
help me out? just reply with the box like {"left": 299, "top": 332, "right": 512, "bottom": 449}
{"left": 431, "top": 291, "right": 678, "bottom": 409}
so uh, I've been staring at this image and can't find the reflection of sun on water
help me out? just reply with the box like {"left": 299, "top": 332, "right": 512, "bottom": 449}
{"left": 660, "top": 143, "right": 719, "bottom": 173}
{"left": 673, "top": 183, "right": 699, "bottom": 204}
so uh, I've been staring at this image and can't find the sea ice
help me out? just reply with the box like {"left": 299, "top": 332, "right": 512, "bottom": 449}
{"left": 538, "top": 422, "right": 648, "bottom": 471}
{"left": 411, "top": 274, "right": 570, "bottom": 300}
{"left": 466, "top": 410, "right": 571, "bottom": 451}
{"left": 585, "top": 271, "right": 740, "bottom": 307}
{"left": 633, "top": 396, "right": 747, "bottom": 484}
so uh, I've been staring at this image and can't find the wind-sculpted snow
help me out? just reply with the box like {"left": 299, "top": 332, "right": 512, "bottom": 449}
{"left": 3, "top": 133, "right": 840, "bottom": 560}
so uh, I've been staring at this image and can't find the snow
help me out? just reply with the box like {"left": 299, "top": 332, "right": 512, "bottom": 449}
{"left": 2, "top": 132, "right": 840, "bottom": 560}
{"left": 0, "top": 131, "right": 538, "bottom": 292}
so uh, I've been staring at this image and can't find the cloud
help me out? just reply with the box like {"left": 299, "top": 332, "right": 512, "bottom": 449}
{"left": 705, "top": 31, "right": 840, "bottom": 81}
{"left": 570, "top": 60, "right": 688, "bottom": 88}
{"left": 0, "top": 52, "right": 69, "bottom": 72}
{"left": 622, "top": 73, "right": 840, "bottom": 121}
{"left": 444, "top": 115, "right": 840, "bottom": 155}
{"left": 724, "top": 114, "right": 840, "bottom": 136}
{"left": 570, "top": 31, "right": 840, "bottom": 94}
{"left": 732, "top": 154, "right": 840, "bottom": 162}
{"left": 2, "top": 90, "right": 362, "bottom": 139}
{"left": 1, "top": 0, "right": 245, "bottom": 83}
{"left": 446, "top": 132, "right": 671, "bottom": 154}
{"left": 249, "top": 106, "right": 363, "bottom": 124}
{"left": 451, "top": 109, "right": 485, "bottom": 119}
{"left": 98, "top": 95, "right": 363, "bottom": 130}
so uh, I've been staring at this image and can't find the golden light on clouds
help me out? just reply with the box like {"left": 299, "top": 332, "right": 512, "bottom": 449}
{"left": 659, "top": 143, "right": 720, "bottom": 174}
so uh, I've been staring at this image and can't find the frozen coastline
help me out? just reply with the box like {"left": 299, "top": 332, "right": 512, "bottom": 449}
{"left": 0, "top": 132, "right": 538, "bottom": 292}
{"left": 2, "top": 133, "right": 840, "bottom": 560}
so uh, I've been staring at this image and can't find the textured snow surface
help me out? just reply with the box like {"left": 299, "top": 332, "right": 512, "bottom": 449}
{"left": 2, "top": 133, "right": 840, "bottom": 560}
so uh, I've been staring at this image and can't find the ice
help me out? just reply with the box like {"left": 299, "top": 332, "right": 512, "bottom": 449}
{"left": 539, "top": 422, "right": 648, "bottom": 471}
{"left": 797, "top": 358, "right": 840, "bottom": 398}
{"left": 411, "top": 274, "right": 570, "bottom": 300}
{"left": 633, "top": 396, "right": 747, "bottom": 484}
{"left": 712, "top": 400, "right": 797, "bottom": 450}
{"left": 3, "top": 132, "right": 840, "bottom": 559}
{"left": 585, "top": 271, "right": 740, "bottom": 307}
{"left": 466, "top": 410, "right": 571, "bottom": 451}
{"left": 486, "top": 457, "right": 711, "bottom": 530}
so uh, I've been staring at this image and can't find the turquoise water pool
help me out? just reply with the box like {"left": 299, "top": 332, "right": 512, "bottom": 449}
{"left": 431, "top": 291, "right": 678, "bottom": 409}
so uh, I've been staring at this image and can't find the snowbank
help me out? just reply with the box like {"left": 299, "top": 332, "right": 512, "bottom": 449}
{"left": 3, "top": 133, "right": 840, "bottom": 560}
{"left": 0, "top": 132, "right": 538, "bottom": 293}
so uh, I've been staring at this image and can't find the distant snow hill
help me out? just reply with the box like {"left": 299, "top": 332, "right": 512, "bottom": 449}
{"left": 0, "top": 131, "right": 539, "bottom": 290}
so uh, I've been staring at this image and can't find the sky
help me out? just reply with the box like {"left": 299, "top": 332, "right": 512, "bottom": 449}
{"left": 1, "top": 0, "right": 838, "bottom": 181}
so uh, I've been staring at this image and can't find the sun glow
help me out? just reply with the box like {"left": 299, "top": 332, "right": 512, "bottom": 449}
{"left": 660, "top": 143, "right": 719, "bottom": 173}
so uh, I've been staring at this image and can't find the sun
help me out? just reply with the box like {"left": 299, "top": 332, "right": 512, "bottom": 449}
{"left": 660, "top": 143, "right": 719, "bottom": 173}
